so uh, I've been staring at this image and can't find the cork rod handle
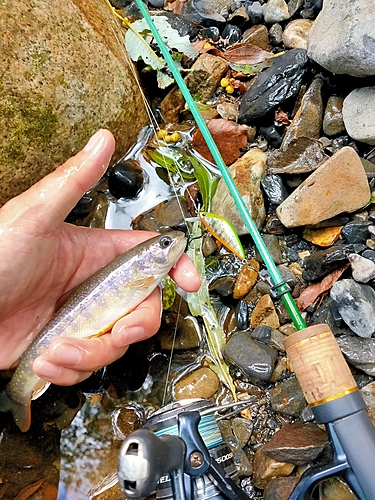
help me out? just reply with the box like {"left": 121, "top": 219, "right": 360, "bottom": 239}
{"left": 284, "top": 324, "right": 358, "bottom": 407}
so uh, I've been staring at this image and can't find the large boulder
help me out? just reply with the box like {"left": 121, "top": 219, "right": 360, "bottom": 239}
{"left": 307, "top": 0, "right": 375, "bottom": 77}
{"left": 0, "top": 0, "right": 149, "bottom": 206}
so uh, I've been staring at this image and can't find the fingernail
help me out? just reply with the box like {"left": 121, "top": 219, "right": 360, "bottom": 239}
{"left": 115, "top": 326, "right": 145, "bottom": 347}
{"left": 83, "top": 129, "right": 105, "bottom": 152}
{"left": 52, "top": 344, "right": 82, "bottom": 366}
{"left": 34, "top": 358, "right": 62, "bottom": 380}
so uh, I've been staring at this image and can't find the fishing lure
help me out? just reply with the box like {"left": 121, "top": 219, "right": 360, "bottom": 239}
{"left": 199, "top": 212, "right": 246, "bottom": 261}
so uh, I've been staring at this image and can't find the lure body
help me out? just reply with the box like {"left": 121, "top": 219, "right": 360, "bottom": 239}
{"left": 0, "top": 231, "right": 187, "bottom": 432}
{"left": 199, "top": 212, "right": 245, "bottom": 260}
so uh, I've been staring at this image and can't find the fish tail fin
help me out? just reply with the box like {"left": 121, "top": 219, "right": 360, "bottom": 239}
{"left": 0, "top": 386, "right": 31, "bottom": 432}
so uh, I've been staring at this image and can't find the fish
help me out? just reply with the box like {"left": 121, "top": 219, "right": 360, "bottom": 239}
{"left": 0, "top": 231, "right": 187, "bottom": 432}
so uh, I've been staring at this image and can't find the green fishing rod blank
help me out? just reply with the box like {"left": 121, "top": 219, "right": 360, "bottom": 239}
{"left": 134, "top": 0, "right": 306, "bottom": 331}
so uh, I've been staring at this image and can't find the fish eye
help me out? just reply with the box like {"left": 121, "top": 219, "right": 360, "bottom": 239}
{"left": 159, "top": 235, "right": 172, "bottom": 248}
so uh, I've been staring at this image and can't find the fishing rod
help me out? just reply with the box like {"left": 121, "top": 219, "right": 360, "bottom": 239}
{"left": 120, "top": 3, "right": 375, "bottom": 499}
{"left": 133, "top": 0, "right": 306, "bottom": 332}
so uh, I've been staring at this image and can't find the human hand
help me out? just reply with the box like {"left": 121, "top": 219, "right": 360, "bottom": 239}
{"left": 0, "top": 129, "right": 201, "bottom": 385}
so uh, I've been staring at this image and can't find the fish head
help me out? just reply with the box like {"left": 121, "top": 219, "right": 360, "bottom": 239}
{"left": 136, "top": 231, "right": 187, "bottom": 277}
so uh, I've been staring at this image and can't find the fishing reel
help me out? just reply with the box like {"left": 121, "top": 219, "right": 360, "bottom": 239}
{"left": 118, "top": 399, "right": 250, "bottom": 500}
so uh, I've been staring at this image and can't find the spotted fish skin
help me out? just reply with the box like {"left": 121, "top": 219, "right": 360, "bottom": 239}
{"left": 0, "top": 231, "right": 187, "bottom": 432}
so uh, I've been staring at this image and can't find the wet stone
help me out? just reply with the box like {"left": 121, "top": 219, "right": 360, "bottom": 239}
{"left": 323, "top": 96, "right": 345, "bottom": 137}
{"left": 209, "top": 276, "right": 236, "bottom": 296}
{"left": 281, "top": 78, "right": 324, "bottom": 151}
{"left": 159, "top": 316, "right": 200, "bottom": 350}
{"left": 270, "top": 377, "right": 307, "bottom": 417}
{"left": 242, "top": 24, "right": 271, "bottom": 51}
{"left": 250, "top": 294, "right": 280, "bottom": 329}
{"left": 349, "top": 254, "right": 375, "bottom": 283}
{"left": 235, "top": 299, "right": 249, "bottom": 330}
{"left": 261, "top": 175, "right": 288, "bottom": 205}
{"left": 222, "top": 23, "right": 242, "bottom": 44}
{"left": 202, "top": 234, "right": 218, "bottom": 257}
{"left": 251, "top": 324, "right": 272, "bottom": 343}
{"left": 229, "top": 7, "right": 249, "bottom": 27}
{"left": 218, "top": 420, "right": 253, "bottom": 477}
{"left": 173, "top": 366, "right": 220, "bottom": 400}
{"left": 253, "top": 448, "right": 295, "bottom": 489}
{"left": 238, "top": 49, "right": 309, "bottom": 124}
{"left": 337, "top": 336, "right": 375, "bottom": 376}
{"left": 277, "top": 147, "right": 371, "bottom": 228}
{"left": 256, "top": 234, "right": 283, "bottom": 266}
{"left": 233, "top": 259, "right": 260, "bottom": 299}
{"left": 263, "top": 477, "right": 299, "bottom": 500}
{"left": 224, "top": 332, "right": 278, "bottom": 382}
{"left": 108, "top": 159, "right": 146, "bottom": 200}
{"left": 360, "top": 381, "right": 375, "bottom": 426}
{"left": 341, "top": 220, "right": 371, "bottom": 244}
{"left": 232, "top": 417, "right": 254, "bottom": 448}
{"left": 132, "top": 197, "right": 190, "bottom": 231}
{"left": 330, "top": 279, "right": 375, "bottom": 337}
{"left": 319, "top": 477, "right": 358, "bottom": 500}
{"left": 277, "top": 264, "right": 297, "bottom": 288}
{"left": 259, "top": 124, "right": 284, "bottom": 148}
{"left": 282, "top": 19, "right": 313, "bottom": 50}
{"left": 262, "top": 0, "right": 290, "bottom": 24}
{"left": 261, "top": 422, "right": 328, "bottom": 465}
{"left": 302, "top": 243, "right": 365, "bottom": 281}
{"left": 200, "top": 26, "right": 220, "bottom": 41}
{"left": 181, "top": 0, "right": 226, "bottom": 26}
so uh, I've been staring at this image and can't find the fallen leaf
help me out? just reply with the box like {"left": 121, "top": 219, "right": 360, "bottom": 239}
{"left": 221, "top": 43, "right": 272, "bottom": 64}
{"left": 192, "top": 119, "right": 248, "bottom": 165}
{"left": 296, "top": 265, "right": 349, "bottom": 311}
{"left": 275, "top": 107, "right": 290, "bottom": 125}
{"left": 14, "top": 480, "right": 44, "bottom": 500}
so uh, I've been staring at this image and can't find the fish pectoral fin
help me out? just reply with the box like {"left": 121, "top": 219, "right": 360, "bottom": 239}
{"left": 126, "top": 276, "right": 155, "bottom": 288}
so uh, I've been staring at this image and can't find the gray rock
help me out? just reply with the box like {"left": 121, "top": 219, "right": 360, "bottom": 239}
{"left": 349, "top": 254, "right": 375, "bottom": 283}
{"left": 341, "top": 220, "right": 371, "bottom": 244}
{"left": 330, "top": 279, "right": 375, "bottom": 337}
{"left": 224, "top": 332, "right": 278, "bottom": 383}
{"left": 261, "top": 175, "right": 288, "bottom": 205}
{"left": 232, "top": 417, "right": 254, "bottom": 448}
{"left": 337, "top": 335, "right": 375, "bottom": 375}
{"left": 0, "top": 0, "right": 149, "bottom": 207}
{"left": 262, "top": 0, "right": 290, "bottom": 23}
{"left": 181, "top": 0, "right": 226, "bottom": 26}
{"left": 307, "top": 0, "right": 375, "bottom": 77}
{"left": 343, "top": 87, "right": 375, "bottom": 145}
{"left": 256, "top": 234, "right": 283, "bottom": 265}
{"left": 282, "top": 19, "right": 314, "bottom": 50}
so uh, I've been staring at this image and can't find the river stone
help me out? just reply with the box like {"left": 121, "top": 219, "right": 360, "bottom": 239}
{"left": 282, "top": 19, "right": 314, "bottom": 50}
{"left": 211, "top": 149, "right": 267, "bottom": 235}
{"left": 263, "top": 477, "right": 299, "bottom": 500}
{"left": 319, "top": 477, "right": 359, "bottom": 500}
{"left": 323, "top": 96, "right": 345, "bottom": 137}
{"left": 276, "top": 147, "right": 371, "bottom": 228}
{"left": 349, "top": 254, "right": 375, "bottom": 283}
{"left": 307, "top": 0, "right": 375, "bottom": 77}
{"left": 253, "top": 448, "right": 294, "bottom": 489}
{"left": 281, "top": 78, "right": 324, "bottom": 150}
{"left": 250, "top": 294, "right": 280, "bottom": 329}
{"left": 224, "top": 332, "right": 278, "bottom": 382}
{"left": 270, "top": 376, "right": 306, "bottom": 417}
{"left": 343, "top": 87, "right": 375, "bottom": 145}
{"left": 337, "top": 336, "right": 375, "bottom": 375}
{"left": 173, "top": 366, "right": 220, "bottom": 400}
{"left": 262, "top": 422, "right": 328, "bottom": 465}
{"left": 0, "top": 0, "right": 149, "bottom": 206}
{"left": 361, "top": 381, "right": 375, "bottom": 426}
{"left": 262, "top": 0, "right": 290, "bottom": 23}
{"left": 185, "top": 53, "right": 228, "bottom": 104}
{"left": 330, "top": 279, "right": 375, "bottom": 337}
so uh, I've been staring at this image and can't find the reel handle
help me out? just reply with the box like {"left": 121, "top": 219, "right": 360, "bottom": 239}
{"left": 118, "top": 429, "right": 185, "bottom": 499}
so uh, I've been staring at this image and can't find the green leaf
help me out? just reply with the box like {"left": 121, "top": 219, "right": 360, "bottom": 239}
{"left": 186, "top": 222, "right": 236, "bottom": 398}
{"left": 191, "top": 156, "right": 218, "bottom": 212}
